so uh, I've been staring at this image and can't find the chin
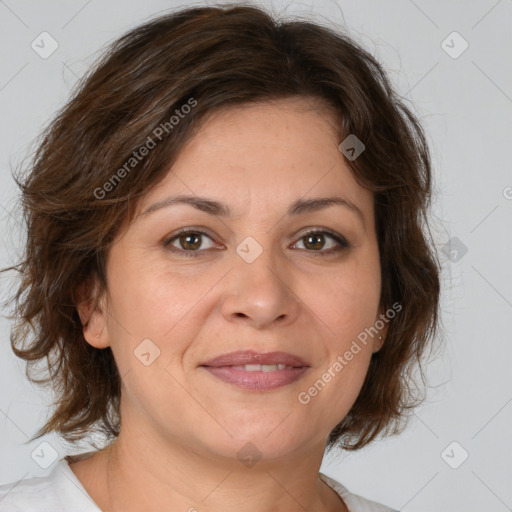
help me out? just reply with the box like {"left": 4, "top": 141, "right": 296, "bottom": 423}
{"left": 199, "top": 420, "right": 313, "bottom": 463}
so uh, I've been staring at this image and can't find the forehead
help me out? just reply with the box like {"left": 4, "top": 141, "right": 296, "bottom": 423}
{"left": 136, "top": 98, "right": 373, "bottom": 224}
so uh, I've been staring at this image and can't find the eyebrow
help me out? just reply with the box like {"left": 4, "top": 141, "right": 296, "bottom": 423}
{"left": 139, "top": 194, "right": 366, "bottom": 227}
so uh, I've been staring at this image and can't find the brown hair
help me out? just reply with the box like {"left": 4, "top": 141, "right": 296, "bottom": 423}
{"left": 1, "top": 3, "right": 441, "bottom": 451}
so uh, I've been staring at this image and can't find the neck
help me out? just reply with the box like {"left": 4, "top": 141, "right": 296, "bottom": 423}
{"left": 100, "top": 424, "right": 346, "bottom": 512}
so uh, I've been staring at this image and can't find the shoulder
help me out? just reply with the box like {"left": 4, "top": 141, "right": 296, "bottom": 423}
{"left": 0, "top": 467, "right": 62, "bottom": 512}
{"left": 319, "top": 472, "right": 398, "bottom": 512}
{"left": 0, "top": 456, "right": 100, "bottom": 512}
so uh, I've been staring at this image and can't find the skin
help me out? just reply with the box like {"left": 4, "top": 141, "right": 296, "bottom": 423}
{"left": 73, "top": 97, "right": 388, "bottom": 512}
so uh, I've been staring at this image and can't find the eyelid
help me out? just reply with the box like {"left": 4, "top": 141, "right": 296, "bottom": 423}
{"left": 292, "top": 228, "right": 350, "bottom": 253}
{"left": 163, "top": 226, "right": 220, "bottom": 252}
{"left": 294, "top": 227, "right": 348, "bottom": 243}
{"left": 163, "top": 226, "right": 350, "bottom": 256}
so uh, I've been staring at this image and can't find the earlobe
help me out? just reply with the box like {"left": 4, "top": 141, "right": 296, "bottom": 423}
{"left": 372, "top": 308, "right": 389, "bottom": 353}
{"left": 82, "top": 309, "right": 109, "bottom": 349}
{"left": 372, "top": 332, "right": 386, "bottom": 353}
{"left": 76, "top": 280, "right": 110, "bottom": 349}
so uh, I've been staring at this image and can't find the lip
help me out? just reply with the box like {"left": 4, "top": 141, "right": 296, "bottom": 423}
{"left": 202, "top": 366, "right": 309, "bottom": 390}
{"left": 200, "top": 350, "right": 310, "bottom": 368}
{"left": 199, "top": 350, "right": 311, "bottom": 391}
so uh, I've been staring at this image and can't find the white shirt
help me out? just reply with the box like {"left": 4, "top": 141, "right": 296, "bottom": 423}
{"left": 0, "top": 455, "right": 396, "bottom": 512}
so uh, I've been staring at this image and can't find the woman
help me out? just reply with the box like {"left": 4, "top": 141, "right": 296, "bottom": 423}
{"left": 0, "top": 4, "right": 440, "bottom": 511}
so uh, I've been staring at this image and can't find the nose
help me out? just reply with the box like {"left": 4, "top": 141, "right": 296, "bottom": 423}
{"left": 220, "top": 245, "right": 301, "bottom": 330}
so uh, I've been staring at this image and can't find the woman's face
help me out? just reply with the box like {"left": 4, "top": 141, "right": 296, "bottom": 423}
{"left": 84, "top": 97, "right": 385, "bottom": 463}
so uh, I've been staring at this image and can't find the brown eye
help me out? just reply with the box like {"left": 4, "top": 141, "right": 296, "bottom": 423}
{"left": 163, "top": 227, "right": 349, "bottom": 258}
{"left": 177, "top": 232, "right": 202, "bottom": 250}
{"left": 303, "top": 233, "right": 325, "bottom": 251}
{"left": 164, "top": 229, "right": 216, "bottom": 257}
{"left": 293, "top": 230, "right": 349, "bottom": 255}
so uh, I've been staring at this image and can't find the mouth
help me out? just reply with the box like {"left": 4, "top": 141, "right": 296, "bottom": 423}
{"left": 200, "top": 349, "right": 310, "bottom": 368}
{"left": 199, "top": 350, "right": 311, "bottom": 391}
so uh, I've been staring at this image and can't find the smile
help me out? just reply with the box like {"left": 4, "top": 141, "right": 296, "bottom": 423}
{"left": 201, "top": 365, "right": 309, "bottom": 391}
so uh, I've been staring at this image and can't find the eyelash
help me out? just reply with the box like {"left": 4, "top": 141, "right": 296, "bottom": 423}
{"left": 163, "top": 227, "right": 350, "bottom": 258}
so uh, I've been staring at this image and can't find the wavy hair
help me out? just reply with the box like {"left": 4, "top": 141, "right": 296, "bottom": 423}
{"left": 1, "top": 3, "right": 442, "bottom": 451}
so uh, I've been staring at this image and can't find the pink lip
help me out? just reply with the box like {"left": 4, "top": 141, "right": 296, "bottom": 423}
{"left": 199, "top": 350, "right": 311, "bottom": 391}
{"left": 203, "top": 366, "right": 309, "bottom": 390}
{"left": 200, "top": 350, "right": 310, "bottom": 368}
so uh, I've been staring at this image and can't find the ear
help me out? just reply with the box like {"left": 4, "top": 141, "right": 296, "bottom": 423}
{"left": 372, "top": 306, "right": 390, "bottom": 354}
{"left": 76, "top": 277, "right": 110, "bottom": 349}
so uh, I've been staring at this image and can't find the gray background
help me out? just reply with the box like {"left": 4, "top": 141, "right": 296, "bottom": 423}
{"left": 1, "top": 1, "right": 511, "bottom": 511}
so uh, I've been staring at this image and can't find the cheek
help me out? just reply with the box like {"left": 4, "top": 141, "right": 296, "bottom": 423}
{"left": 313, "top": 253, "right": 381, "bottom": 342}
{"left": 104, "top": 253, "right": 215, "bottom": 383}
{"left": 298, "top": 301, "right": 376, "bottom": 428}
{"left": 106, "top": 250, "right": 199, "bottom": 336}
{"left": 298, "top": 252, "right": 380, "bottom": 413}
